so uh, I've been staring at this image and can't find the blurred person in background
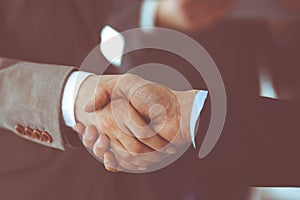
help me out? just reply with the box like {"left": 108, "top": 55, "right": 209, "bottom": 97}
{"left": 0, "top": 1, "right": 181, "bottom": 200}
{"left": 1, "top": 0, "right": 300, "bottom": 200}
{"left": 85, "top": 0, "right": 300, "bottom": 199}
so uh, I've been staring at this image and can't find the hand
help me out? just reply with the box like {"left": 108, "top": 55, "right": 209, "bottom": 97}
{"left": 84, "top": 74, "right": 197, "bottom": 146}
{"left": 76, "top": 98, "right": 169, "bottom": 172}
{"left": 77, "top": 74, "right": 197, "bottom": 172}
{"left": 156, "top": 0, "right": 237, "bottom": 32}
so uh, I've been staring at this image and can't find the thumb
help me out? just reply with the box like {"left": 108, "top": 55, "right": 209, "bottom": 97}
{"left": 103, "top": 74, "right": 149, "bottom": 100}
{"left": 83, "top": 84, "right": 109, "bottom": 112}
{"left": 84, "top": 74, "right": 149, "bottom": 112}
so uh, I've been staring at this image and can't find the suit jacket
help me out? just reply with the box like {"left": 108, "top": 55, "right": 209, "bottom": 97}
{"left": 0, "top": 0, "right": 142, "bottom": 150}
{"left": 0, "top": 1, "right": 164, "bottom": 200}
{"left": 121, "top": 18, "right": 300, "bottom": 186}
{"left": 1, "top": 1, "right": 299, "bottom": 200}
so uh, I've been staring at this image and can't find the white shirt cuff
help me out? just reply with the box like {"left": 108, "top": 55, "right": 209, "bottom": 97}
{"left": 140, "top": 0, "right": 159, "bottom": 28}
{"left": 190, "top": 90, "right": 208, "bottom": 149}
{"left": 62, "top": 71, "right": 93, "bottom": 128}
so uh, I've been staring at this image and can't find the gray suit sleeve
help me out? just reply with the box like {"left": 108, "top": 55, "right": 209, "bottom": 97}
{"left": 0, "top": 57, "right": 76, "bottom": 150}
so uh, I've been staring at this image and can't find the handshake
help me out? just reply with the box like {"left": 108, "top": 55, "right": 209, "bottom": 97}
{"left": 74, "top": 74, "right": 200, "bottom": 172}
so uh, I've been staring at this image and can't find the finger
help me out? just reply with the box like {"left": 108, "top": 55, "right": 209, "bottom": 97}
{"left": 103, "top": 151, "right": 118, "bottom": 172}
{"left": 109, "top": 146, "right": 139, "bottom": 172}
{"left": 98, "top": 114, "right": 153, "bottom": 155}
{"left": 102, "top": 150, "right": 128, "bottom": 173}
{"left": 100, "top": 121, "right": 164, "bottom": 163}
{"left": 75, "top": 122, "right": 85, "bottom": 135}
{"left": 116, "top": 156, "right": 148, "bottom": 172}
{"left": 82, "top": 125, "right": 98, "bottom": 149}
{"left": 126, "top": 113, "right": 176, "bottom": 154}
{"left": 111, "top": 140, "right": 151, "bottom": 169}
{"left": 100, "top": 74, "right": 177, "bottom": 152}
{"left": 125, "top": 106, "right": 177, "bottom": 155}
{"left": 84, "top": 85, "right": 109, "bottom": 112}
{"left": 102, "top": 74, "right": 150, "bottom": 103}
{"left": 114, "top": 146, "right": 152, "bottom": 167}
{"left": 116, "top": 131, "right": 165, "bottom": 163}
{"left": 113, "top": 128, "right": 151, "bottom": 154}
{"left": 93, "top": 134, "right": 110, "bottom": 160}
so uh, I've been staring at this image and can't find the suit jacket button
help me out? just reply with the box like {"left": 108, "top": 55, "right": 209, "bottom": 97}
{"left": 32, "top": 130, "right": 42, "bottom": 140}
{"left": 24, "top": 127, "right": 33, "bottom": 137}
{"left": 41, "top": 132, "right": 52, "bottom": 143}
{"left": 15, "top": 125, "right": 25, "bottom": 135}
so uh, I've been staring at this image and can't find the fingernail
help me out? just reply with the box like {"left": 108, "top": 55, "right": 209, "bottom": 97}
{"left": 85, "top": 132, "right": 94, "bottom": 141}
{"left": 137, "top": 166, "right": 147, "bottom": 171}
{"left": 166, "top": 146, "right": 177, "bottom": 154}
{"left": 95, "top": 139, "right": 104, "bottom": 149}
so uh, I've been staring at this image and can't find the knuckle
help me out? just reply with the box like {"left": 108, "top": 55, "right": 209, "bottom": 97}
{"left": 118, "top": 153, "right": 131, "bottom": 162}
{"left": 123, "top": 73, "right": 137, "bottom": 80}
{"left": 134, "top": 129, "right": 147, "bottom": 139}
{"left": 148, "top": 152, "right": 164, "bottom": 162}
{"left": 100, "top": 115, "right": 116, "bottom": 131}
{"left": 94, "top": 144, "right": 105, "bottom": 152}
{"left": 82, "top": 136, "right": 95, "bottom": 149}
{"left": 94, "top": 149, "right": 104, "bottom": 159}
{"left": 83, "top": 141, "right": 92, "bottom": 149}
{"left": 83, "top": 138, "right": 91, "bottom": 147}
{"left": 118, "top": 155, "right": 132, "bottom": 165}
{"left": 119, "top": 149, "right": 132, "bottom": 160}
{"left": 132, "top": 158, "right": 150, "bottom": 167}
{"left": 122, "top": 74, "right": 142, "bottom": 85}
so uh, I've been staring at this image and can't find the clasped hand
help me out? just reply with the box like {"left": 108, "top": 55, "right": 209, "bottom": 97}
{"left": 75, "top": 74, "right": 197, "bottom": 172}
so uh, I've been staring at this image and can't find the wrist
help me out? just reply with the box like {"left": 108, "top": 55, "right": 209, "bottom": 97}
{"left": 75, "top": 75, "right": 98, "bottom": 125}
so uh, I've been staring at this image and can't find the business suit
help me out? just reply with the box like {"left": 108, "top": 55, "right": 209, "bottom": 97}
{"left": 119, "top": 19, "right": 300, "bottom": 198}
{"left": 1, "top": 2, "right": 300, "bottom": 200}
{"left": 0, "top": 0, "right": 144, "bottom": 150}
{"left": 0, "top": 1, "right": 159, "bottom": 200}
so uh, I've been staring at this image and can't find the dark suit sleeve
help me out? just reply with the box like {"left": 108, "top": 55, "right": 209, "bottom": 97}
{"left": 197, "top": 93, "right": 300, "bottom": 185}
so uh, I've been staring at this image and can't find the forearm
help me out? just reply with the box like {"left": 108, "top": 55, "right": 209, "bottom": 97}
{"left": 0, "top": 57, "right": 76, "bottom": 150}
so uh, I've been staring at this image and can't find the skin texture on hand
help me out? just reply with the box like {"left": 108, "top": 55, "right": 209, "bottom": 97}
{"left": 76, "top": 74, "right": 197, "bottom": 172}
{"left": 156, "top": 0, "right": 237, "bottom": 32}
{"left": 75, "top": 75, "right": 173, "bottom": 171}
{"left": 77, "top": 100, "right": 167, "bottom": 172}
{"left": 75, "top": 75, "right": 119, "bottom": 171}
{"left": 85, "top": 74, "right": 197, "bottom": 145}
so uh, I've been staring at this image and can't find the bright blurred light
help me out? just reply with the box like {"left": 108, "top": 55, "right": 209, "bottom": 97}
{"left": 250, "top": 187, "right": 300, "bottom": 200}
